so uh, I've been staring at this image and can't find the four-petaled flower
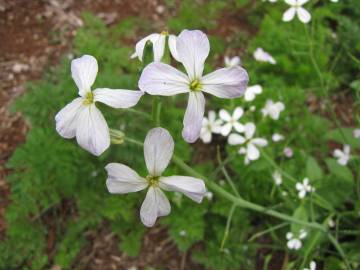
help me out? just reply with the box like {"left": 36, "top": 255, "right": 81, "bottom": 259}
{"left": 333, "top": 145, "right": 350, "bottom": 166}
{"left": 131, "top": 32, "right": 179, "bottom": 62}
{"left": 253, "top": 47, "right": 276, "bottom": 64}
{"left": 286, "top": 229, "right": 307, "bottom": 250}
{"left": 262, "top": 99, "right": 285, "bottom": 120}
{"left": 224, "top": 56, "right": 241, "bottom": 67}
{"left": 296, "top": 178, "right": 315, "bottom": 199}
{"left": 55, "top": 55, "right": 143, "bottom": 156}
{"left": 219, "top": 107, "right": 245, "bottom": 136}
{"left": 200, "top": 111, "right": 222, "bottom": 143}
{"left": 228, "top": 123, "right": 268, "bottom": 164}
{"left": 244, "top": 85, "right": 262, "bottom": 102}
{"left": 139, "top": 30, "right": 249, "bottom": 143}
{"left": 283, "top": 0, "right": 311, "bottom": 24}
{"left": 105, "top": 127, "right": 206, "bottom": 227}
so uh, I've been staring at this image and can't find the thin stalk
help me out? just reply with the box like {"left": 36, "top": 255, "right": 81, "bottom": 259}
{"left": 220, "top": 203, "right": 237, "bottom": 251}
{"left": 249, "top": 222, "right": 289, "bottom": 242}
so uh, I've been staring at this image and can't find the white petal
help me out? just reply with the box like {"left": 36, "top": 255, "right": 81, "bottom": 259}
{"left": 168, "top": 34, "right": 181, "bottom": 62}
{"left": 245, "top": 85, "right": 262, "bottom": 101}
{"left": 177, "top": 30, "right": 209, "bottom": 80}
{"left": 208, "top": 110, "right": 216, "bottom": 122}
{"left": 233, "top": 122, "right": 245, "bottom": 133}
{"left": 297, "top": 7, "right": 311, "bottom": 23}
{"left": 219, "top": 109, "right": 231, "bottom": 122}
{"left": 282, "top": 7, "right": 296, "bottom": 22}
{"left": 298, "top": 0, "right": 309, "bottom": 5}
{"left": 159, "top": 176, "right": 206, "bottom": 203}
{"left": 343, "top": 145, "right": 350, "bottom": 155}
{"left": 244, "top": 122, "right": 256, "bottom": 139}
{"left": 201, "top": 67, "right": 249, "bottom": 98}
{"left": 233, "top": 107, "right": 244, "bottom": 120}
{"left": 140, "top": 187, "right": 171, "bottom": 227}
{"left": 134, "top": 33, "right": 160, "bottom": 61}
{"left": 296, "top": 183, "right": 303, "bottom": 191}
{"left": 75, "top": 104, "right": 110, "bottom": 156}
{"left": 71, "top": 55, "right": 98, "bottom": 96}
{"left": 286, "top": 232, "right": 293, "bottom": 240}
{"left": 144, "top": 127, "right": 174, "bottom": 176}
{"left": 182, "top": 92, "right": 205, "bottom": 143}
{"left": 221, "top": 123, "right": 233, "bottom": 136}
{"left": 333, "top": 149, "right": 343, "bottom": 159}
{"left": 228, "top": 133, "right": 246, "bottom": 145}
{"left": 200, "top": 129, "right": 212, "bottom": 143}
{"left": 55, "top": 97, "right": 84, "bottom": 139}
{"left": 105, "top": 163, "right": 148, "bottom": 194}
{"left": 247, "top": 143, "right": 260, "bottom": 160}
{"left": 285, "top": 0, "right": 296, "bottom": 5}
{"left": 153, "top": 34, "right": 166, "bottom": 62}
{"left": 138, "top": 62, "right": 189, "bottom": 96}
{"left": 251, "top": 138, "right": 268, "bottom": 147}
{"left": 93, "top": 88, "right": 143, "bottom": 108}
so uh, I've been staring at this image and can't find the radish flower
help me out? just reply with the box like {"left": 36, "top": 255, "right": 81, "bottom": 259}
{"left": 333, "top": 145, "right": 350, "bottom": 166}
{"left": 228, "top": 123, "right": 268, "bottom": 164}
{"left": 244, "top": 85, "right": 262, "bottom": 102}
{"left": 296, "top": 178, "right": 314, "bottom": 199}
{"left": 219, "top": 107, "right": 245, "bottom": 136}
{"left": 55, "top": 55, "right": 143, "bottom": 156}
{"left": 253, "top": 48, "right": 276, "bottom": 64}
{"left": 131, "top": 32, "right": 180, "bottom": 62}
{"left": 200, "top": 111, "right": 222, "bottom": 143}
{"left": 139, "top": 30, "right": 249, "bottom": 143}
{"left": 262, "top": 99, "right": 285, "bottom": 120}
{"left": 283, "top": 0, "right": 311, "bottom": 24}
{"left": 105, "top": 127, "right": 206, "bottom": 227}
{"left": 224, "top": 56, "right": 241, "bottom": 67}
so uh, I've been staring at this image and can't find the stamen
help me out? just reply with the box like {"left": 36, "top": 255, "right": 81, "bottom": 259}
{"left": 190, "top": 79, "right": 202, "bottom": 91}
{"left": 146, "top": 175, "right": 160, "bottom": 187}
{"left": 82, "top": 91, "right": 94, "bottom": 105}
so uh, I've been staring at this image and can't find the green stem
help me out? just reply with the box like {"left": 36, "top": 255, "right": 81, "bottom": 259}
{"left": 220, "top": 203, "right": 236, "bottom": 251}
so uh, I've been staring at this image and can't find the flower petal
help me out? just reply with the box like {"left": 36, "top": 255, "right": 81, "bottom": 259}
{"left": 247, "top": 143, "right": 260, "bottom": 160}
{"left": 93, "top": 88, "right": 143, "bottom": 108}
{"left": 221, "top": 122, "right": 233, "bottom": 136}
{"left": 219, "top": 109, "right": 231, "bottom": 122}
{"left": 282, "top": 7, "right": 296, "bottom": 22}
{"left": 177, "top": 30, "right": 209, "bottom": 80}
{"left": 244, "top": 122, "right": 256, "bottom": 139}
{"left": 168, "top": 34, "right": 181, "bottom": 62}
{"left": 140, "top": 187, "right": 171, "bottom": 227}
{"left": 297, "top": 7, "right": 311, "bottom": 23}
{"left": 55, "top": 97, "right": 84, "bottom": 139}
{"left": 233, "top": 122, "right": 245, "bottom": 133}
{"left": 200, "top": 129, "right": 212, "bottom": 143}
{"left": 201, "top": 67, "right": 249, "bottom": 98}
{"left": 71, "top": 55, "right": 98, "bottom": 96}
{"left": 75, "top": 104, "right": 110, "bottom": 156}
{"left": 251, "top": 138, "right": 268, "bottom": 147}
{"left": 105, "top": 163, "right": 148, "bottom": 194}
{"left": 182, "top": 92, "right": 205, "bottom": 143}
{"left": 153, "top": 34, "right": 166, "bottom": 62}
{"left": 233, "top": 107, "right": 244, "bottom": 120}
{"left": 133, "top": 33, "right": 160, "bottom": 61}
{"left": 144, "top": 127, "right": 174, "bottom": 176}
{"left": 138, "top": 62, "right": 189, "bottom": 96}
{"left": 228, "top": 133, "right": 246, "bottom": 145}
{"left": 159, "top": 176, "right": 206, "bottom": 203}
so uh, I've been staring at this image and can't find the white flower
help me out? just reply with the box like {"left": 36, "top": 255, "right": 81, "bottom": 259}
{"left": 262, "top": 100, "right": 285, "bottom": 120}
{"left": 304, "top": 261, "right": 316, "bottom": 270}
{"left": 253, "top": 47, "right": 276, "bottom": 64}
{"left": 272, "top": 133, "right": 284, "bottom": 142}
{"left": 283, "top": 147, "right": 293, "bottom": 158}
{"left": 179, "top": 230, "right": 187, "bottom": 236}
{"left": 139, "top": 30, "right": 249, "bottom": 143}
{"left": 131, "top": 32, "right": 180, "bottom": 62}
{"left": 200, "top": 111, "right": 222, "bottom": 143}
{"left": 228, "top": 123, "right": 268, "bottom": 164}
{"left": 296, "top": 178, "right": 315, "bottom": 199}
{"left": 333, "top": 145, "right": 350, "bottom": 166}
{"left": 272, "top": 171, "right": 282, "bottom": 185}
{"left": 244, "top": 85, "right": 262, "bottom": 102}
{"left": 283, "top": 0, "right": 311, "bottom": 24}
{"left": 205, "top": 191, "right": 213, "bottom": 200}
{"left": 224, "top": 56, "right": 241, "bottom": 67}
{"left": 286, "top": 229, "right": 307, "bottom": 250}
{"left": 219, "top": 107, "right": 245, "bottom": 136}
{"left": 105, "top": 127, "right": 206, "bottom": 227}
{"left": 353, "top": 128, "right": 360, "bottom": 138}
{"left": 330, "top": 0, "right": 338, "bottom": 2}
{"left": 328, "top": 218, "right": 335, "bottom": 228}
{"left": 55, "top": 55, "right": 143, "bottom": 156}
{"left": 249, "top": 105, "right": 256, "bottom": 112}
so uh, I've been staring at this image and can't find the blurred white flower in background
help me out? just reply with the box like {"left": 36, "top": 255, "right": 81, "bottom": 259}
{"left": 228, "top": 123, "right": 268, "bottom": 164}
{"left": 286, "top": 229, "right": 307, "bottom": 250}
{"left": 200, "top": 111, "right": 222, "bottom": 143}
{"left": 179, "top": 230, "right": 187, "bottom": 236}
{"left": 330, "top": 0, "right": 338, "bottom": 2}
{"left": 105, "top": 128, "right": 206, "bottom": 227}
{"left": 250, "top": 105, "right": 256, "bottom": 112}
{"left": 353, "top": 128, "right": 360, "bottom": 138}
{"left": 328, "top": 218, "right": 335, "bottom": 228}
{"left": 304, "top": 261, "right": 316, "bottom": 270}
{"left": 253, "top": 47, "right": 276, "bottom": 64}
{"left": 272, "top": 171, "right": 282, "bottom": 185}
{"left": 219, "top": 107, "right": 245, "bottom": 136}
{"left": 244, "top": 85, "right": 263, "bottom": 102}
{"left": 262, "top": 100, "right": 285, "bottom": 120}
{"left": 225, "top": 56, "right": 241, "bottom": 67}
{"left": 283, "top": 147, "right": 293, "bottom": 158}
{"left": 55, "top": 55, "right": 143, "bottom": 156}
{"left": 333, "top": 145, "right": 350, "bottom": 166}
{"left": 205, "top": 191, "right": 213, "bottom": 201}
{"left": 131, "top": 31, "right": 180, "bottom": 62}
{"left": 272, "top": 133, "right": 284, "bottom": 142}
{"left": 296, "top": 178, "right": 315, "bottom": 199}
{"left": 282, "top": 0, "right": 311, "bottom": 24}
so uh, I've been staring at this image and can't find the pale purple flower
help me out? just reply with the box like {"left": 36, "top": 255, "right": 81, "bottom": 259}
{"left": 262, "top": 99, "right": 285, "bottom": 120}
{"left": 219, "top": 107, "right": 245, "bottom": 136}
{"left": 105, "top": 127, "right": 206, "bottom": 227}
{"left": 333, "top": 145, "right": 350, "bottom": 166}
{"left": 353, "top": 128, "right": 360, "bottom": 138}
{"left": 228, "top": 123, "right": 268, "bottom": 164}
{"left": 55, "top": 55, "right": 143, "bottom": 156}
{"left": 283, "top": 0, "right": 311, "bottom": 24}
{"left": 224, "top": 56, "right": 241, "bottom": 67}
{"left": 253, "top": 48, "right": 276, "bottom": 64}
{"left": 296, "top": 178, "right": 315, "bottom": 199}
{"left": 139, "top": 30, "right": 249, "bottom": 143}
{"left": 284, "top": 147, "right": 293, "bottom": 158}
{"left": 244, "top": 85, "right": 262, "bottom": 102}
{"left": 200, "top": 111, "right": 222, "bottom": 143}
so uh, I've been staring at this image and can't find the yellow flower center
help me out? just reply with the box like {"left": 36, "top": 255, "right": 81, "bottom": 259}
{"left": 82, "top": 91, "right": 94, "bottom": 105}
{"left": 161, "top": 30, "right": 169, "bottom": 35}
{"left": 146, "top": 175, "right": 160, "bottom": 187}
{"left": 190, "top": 79, "right": 202, "bottom": 91}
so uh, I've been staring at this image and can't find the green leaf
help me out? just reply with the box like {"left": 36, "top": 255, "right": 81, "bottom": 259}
{"left": 291, "top": 205, "right": 308, "bottom": 233}
{"left": 306, "top": 156, "right": 323, "bottom": 180}
{"left": 325, "top": 158, "right": 354, "bottom": 183}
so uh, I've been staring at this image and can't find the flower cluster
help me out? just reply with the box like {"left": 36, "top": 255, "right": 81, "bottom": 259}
{"left": 286, "top": 229, "right": 307, "bottom": 250}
